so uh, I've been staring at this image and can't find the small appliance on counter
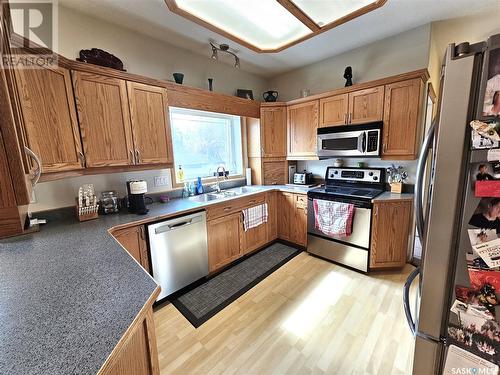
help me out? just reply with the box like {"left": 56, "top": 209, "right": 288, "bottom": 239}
{"left": 293, "top": 170, "right": 314, "bottom": 186}
{"left": 288, "top": 165, "right": 297, "bottom": 184}
{"left": 126, "top": 180, "right": 149, "bottom": 215}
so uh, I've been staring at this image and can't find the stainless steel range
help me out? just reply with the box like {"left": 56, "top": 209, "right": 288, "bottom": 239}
{"left": 307, "top": 166, "right": 385, "bottom": 272}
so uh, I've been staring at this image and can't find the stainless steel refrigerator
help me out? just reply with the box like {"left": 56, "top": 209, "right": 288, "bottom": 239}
{"left": 406, "top": 34, "right": 500, "bottom": 374}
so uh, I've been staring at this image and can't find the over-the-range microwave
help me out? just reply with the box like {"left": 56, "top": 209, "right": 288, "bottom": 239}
{"left": 317, "top": 122, "right": 382, "bottom": 158}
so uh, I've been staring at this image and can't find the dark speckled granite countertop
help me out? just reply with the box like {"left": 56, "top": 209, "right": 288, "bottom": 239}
{"left": 0, "top": 185, "right": 314, "bottom": 375}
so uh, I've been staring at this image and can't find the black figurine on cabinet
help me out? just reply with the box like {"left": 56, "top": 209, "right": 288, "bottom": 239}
{"left": 344, "top": 66, "right": 353, "bottom": 87}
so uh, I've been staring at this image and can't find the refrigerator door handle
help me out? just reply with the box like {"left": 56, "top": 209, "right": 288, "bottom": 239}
{"left": 403, "top": 266, "right": 420, "bottom": 336}
{"left": 414, "top": 121, "right": 436, "bottom": 239}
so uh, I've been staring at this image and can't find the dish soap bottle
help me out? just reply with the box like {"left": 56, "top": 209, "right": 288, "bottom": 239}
{"left": 176, "top": 165, "right": 185, "bottom": 182}
{"left": 196, "top": 177, "right": 204, "bottom": 195}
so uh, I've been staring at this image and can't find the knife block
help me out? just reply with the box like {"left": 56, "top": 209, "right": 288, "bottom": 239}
{"left": 390, "top": 182, "right": 403, "bottom": 194}
{"left": 75, "top": 198, "right": 99, "bottom": 222}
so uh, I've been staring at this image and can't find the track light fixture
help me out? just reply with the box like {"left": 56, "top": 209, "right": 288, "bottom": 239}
{"left": 209, "top": 41, "right": 240, "bottom": 69}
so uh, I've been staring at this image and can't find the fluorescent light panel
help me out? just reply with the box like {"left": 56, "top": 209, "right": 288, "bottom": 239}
{"left": 176, "top": 0, "right": 312, "bottom": 50}
{"left": 292, "top": 0, "right": 377, "bottom": 26}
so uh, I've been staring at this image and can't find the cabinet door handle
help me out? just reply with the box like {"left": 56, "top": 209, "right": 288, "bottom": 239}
{"left": 24, "top": 146, "right": 42, "bottom": 186}
{"left": 348, "top": 113, "right": 352, "bottom": 124}
{"left": 374, "top": 206, "right": 379, "bottom": 216}
{"left": 140, "top": 226, "right": 145, "bottom": 240}
{"left": 344, "top": 113, "right": 347, "bottom": 124}
{"left": 78, "top": 151, "right": 86, "bottom": 167}
{"left": 383, "top": 143, "right": 387, "bottom": 153}
{"left": 135, "top": 149, "right": 140, "bottom": 163}
{"left": 223, "top": 207, "right": 232, "bottom": 211}
{"left": 129, "top": 150, "right": 135, "bottom": 163}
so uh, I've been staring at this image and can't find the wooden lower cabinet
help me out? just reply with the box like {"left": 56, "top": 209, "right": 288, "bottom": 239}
{"left": 111, "top": 225, "right": 151, "bottom": 274}
{"left": 240, "top": 217, "right": 267, "bottom": 255}
{"left": 266, "top": 192, "right": 278, "bottom": 242}
{"left": 207, "top": 212, "right": 242, "bottom": 272}
{"left": 278, "top": 192, "right": 307, "bottom": 247}
{"left": 99, "top": 290, "right": 160, "bottom": 375}
{"left": 370, "top": 200, "right": 412, "bottom": 269}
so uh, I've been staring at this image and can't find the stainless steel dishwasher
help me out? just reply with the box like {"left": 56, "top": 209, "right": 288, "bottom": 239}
{"left": 148, "top": 211, "right": 208, "bottom": 301}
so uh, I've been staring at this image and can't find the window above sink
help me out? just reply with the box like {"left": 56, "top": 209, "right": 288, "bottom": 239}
{"left": 169, "top": 107, "right": 244, "bottom": 184}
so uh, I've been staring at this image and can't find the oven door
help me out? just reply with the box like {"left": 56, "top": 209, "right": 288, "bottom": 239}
{"left": 317, "top": 130, "right": 365, "bottom": 158}
{"left": 307, "top": 196, "right": 372, "bottom": 249}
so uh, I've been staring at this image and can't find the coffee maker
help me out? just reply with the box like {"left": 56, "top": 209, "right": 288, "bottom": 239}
{"left": 126, "top": 180, "right": 149, "bottom": 215}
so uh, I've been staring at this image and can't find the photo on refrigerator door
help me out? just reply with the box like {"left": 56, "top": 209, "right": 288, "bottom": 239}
{"left": 482, "top": 47, "right": 500, "bottom": 117}
{"left": 469, "top": 198, "right": 500, "bottom": 233}
{"left": 472, "top": 163, "right": 500, "bottom": 197}
{"left": 470, "top": 120, "right": 500, "bottom": 149}
{"left": 449, "top": 286, "right": 500, "bottom": 363}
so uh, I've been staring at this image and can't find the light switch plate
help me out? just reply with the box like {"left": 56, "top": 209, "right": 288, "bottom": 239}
{"left": 154, "top": 176, "right": 169, "bottom": 187}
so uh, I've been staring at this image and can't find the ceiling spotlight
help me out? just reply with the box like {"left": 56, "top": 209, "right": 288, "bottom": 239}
{"left": 209, "top": 41, "right": 240, "bottom": 69}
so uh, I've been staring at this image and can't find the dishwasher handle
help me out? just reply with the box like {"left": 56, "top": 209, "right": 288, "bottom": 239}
{"left": 153, "top": 213, "right": 204, "bottom": 235}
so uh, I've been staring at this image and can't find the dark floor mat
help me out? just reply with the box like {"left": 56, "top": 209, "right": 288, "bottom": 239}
{"left": 170, "top": 242, "right": 301, "bottom": 327}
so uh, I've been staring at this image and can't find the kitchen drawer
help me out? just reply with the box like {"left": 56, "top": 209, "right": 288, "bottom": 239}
{"left": 295, "top": 194, "right": 307, "bottom": 208}
{"left": 206, "top": 193, "right": 266, "bottom": 220}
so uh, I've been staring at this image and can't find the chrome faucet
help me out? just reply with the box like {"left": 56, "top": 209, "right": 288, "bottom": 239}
{"left": 211, "top": 166, "right": 227, "bottom": 193}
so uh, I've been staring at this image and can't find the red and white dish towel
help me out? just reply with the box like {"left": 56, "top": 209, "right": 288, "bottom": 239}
{"left": 242, "top": 203, "right": 268, "bottom": 231}
{"left": 313, "top": 199, "right": 355, "bottom": 237}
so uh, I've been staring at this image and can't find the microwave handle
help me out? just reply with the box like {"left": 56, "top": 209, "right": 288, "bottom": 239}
{"left": 361, "top": 132, "right": 367, "bottom": 153}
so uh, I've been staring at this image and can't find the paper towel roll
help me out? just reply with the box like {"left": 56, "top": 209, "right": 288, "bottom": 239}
{"left": 246, "top": 168, "right": 252, "bottom": 186}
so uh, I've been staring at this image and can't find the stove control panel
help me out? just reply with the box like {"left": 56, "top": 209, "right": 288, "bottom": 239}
{"left": 326, "top": 167, "right": 383, "bottom": 183}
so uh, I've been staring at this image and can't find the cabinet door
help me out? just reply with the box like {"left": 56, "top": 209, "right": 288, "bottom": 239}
{"left": 112, "top": 226, "right": 151, "bottom": 273}
{"left": 278, "top": 192, "right": 294, "bottom": 241}
{"left": 267, "top": 192, "right": 278, "bottom": 242}
{"left": 348, "top": 86, "right": 384, "bottom": 124}
{"left": 240, "top": 209, "right": 268, "bottom": 255}
{"left": 382, "top": 79, "right": 422, "bottom": 159}
{"left": 319, "top": 94, "right": 348, "bottom": 127}
{"left": 72, "top": 71, "right": 135, "bottom": 167}
{"left": 127, "top": 82, "right": 173, "bottom": 165}
{"left": 290, "top": 194, "right": 308, "bottom": 246}
{"left": 15, "top": 66, "right": 84, "bottom": 172}
{"left": 262, "top": 159, "right": 286, "bottom": 185}
{"left": 207, "top": 213, "right": 241, "bottom": 272}
{"left": 260, "top": 106, "right": 286, "bottom": 157}
{"left": 370, "top": 200, "right": 412, "bottom": 269}
{"left": 287, "top": 101, "right": 318, "bottom": 158}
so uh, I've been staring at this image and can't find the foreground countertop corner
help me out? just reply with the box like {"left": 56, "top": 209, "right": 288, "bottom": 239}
{"left": 372, "top": 191, "right": 414, "bottom": 202}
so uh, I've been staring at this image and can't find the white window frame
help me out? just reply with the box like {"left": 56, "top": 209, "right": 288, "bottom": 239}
{"left": 169, "top": 107, "right": 246, "bottom": 187}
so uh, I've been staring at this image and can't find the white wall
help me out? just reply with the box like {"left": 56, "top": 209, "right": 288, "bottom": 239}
{"left": 428, "top": 8, "right": 500, "bottom": 91}
{"left": 24, "top": 5, "right": 266, "bottom": 212}
{"left": 57, "top": 5, "right": 266, "bottom": 96}
{"left": 269, "top": 24, "right": 431, "bottom": 101}
{"left": 30, "top": 169, "right": 172, "bottom": 212}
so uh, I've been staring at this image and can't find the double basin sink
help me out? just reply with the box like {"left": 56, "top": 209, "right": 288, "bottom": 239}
{"left": 187, "top": 186, "right": 263, "bottom": 203}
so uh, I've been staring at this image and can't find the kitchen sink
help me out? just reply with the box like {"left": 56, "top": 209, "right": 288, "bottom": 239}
{"left": 187, "top": 186, "right": 263, "bottom": 203}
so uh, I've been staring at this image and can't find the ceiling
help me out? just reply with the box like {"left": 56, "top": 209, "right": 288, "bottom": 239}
{"left": 59, "top": 0, "right": 499, "bottom": 77}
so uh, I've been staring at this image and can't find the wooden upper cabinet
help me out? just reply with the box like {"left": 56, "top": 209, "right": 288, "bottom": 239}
{"left": 14, "top": 66, "right": 84, "bottom": 172}
{"left": 370, "top": 200, "right": 412, "bottom": 269}
{"left": 287, "top": 100, "right": 318, "bottom": 158}
{"left": 260, "top": 106, "right": 286, "bottom": 157}
{"left": 382, "top": 79, "right": 422, "bottom": 159}
{"left": 72, "top": 71, "right": 134, "bottom": 167}
{"left": 127, "top": 82, "right": 173, "bottom": 165}
{"left": 319, "top": 94, "right": 348, "bottom": 127}
{"left": 348, "top": 85, "right": 384, "bottom": 124}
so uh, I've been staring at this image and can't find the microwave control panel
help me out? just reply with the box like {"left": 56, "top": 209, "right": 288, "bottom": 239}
{"left": 366, "top": 131, "right": 379, "bottom": 152}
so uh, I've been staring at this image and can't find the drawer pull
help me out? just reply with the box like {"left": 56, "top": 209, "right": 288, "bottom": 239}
{"left": 249, "top": 200, "right": 256, "bottom": 204}
{"left": 223, "top": 207, "right": 232, "bottom": 211}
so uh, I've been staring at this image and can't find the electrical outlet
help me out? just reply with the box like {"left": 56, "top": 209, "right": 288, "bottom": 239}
{"left": 154, "top": 176, "right": 169, "bottom": 187}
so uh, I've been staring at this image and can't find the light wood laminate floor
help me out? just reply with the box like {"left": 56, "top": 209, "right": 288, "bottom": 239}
{"left": 154, "top": 252, "right": 416, "bottom": 375}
